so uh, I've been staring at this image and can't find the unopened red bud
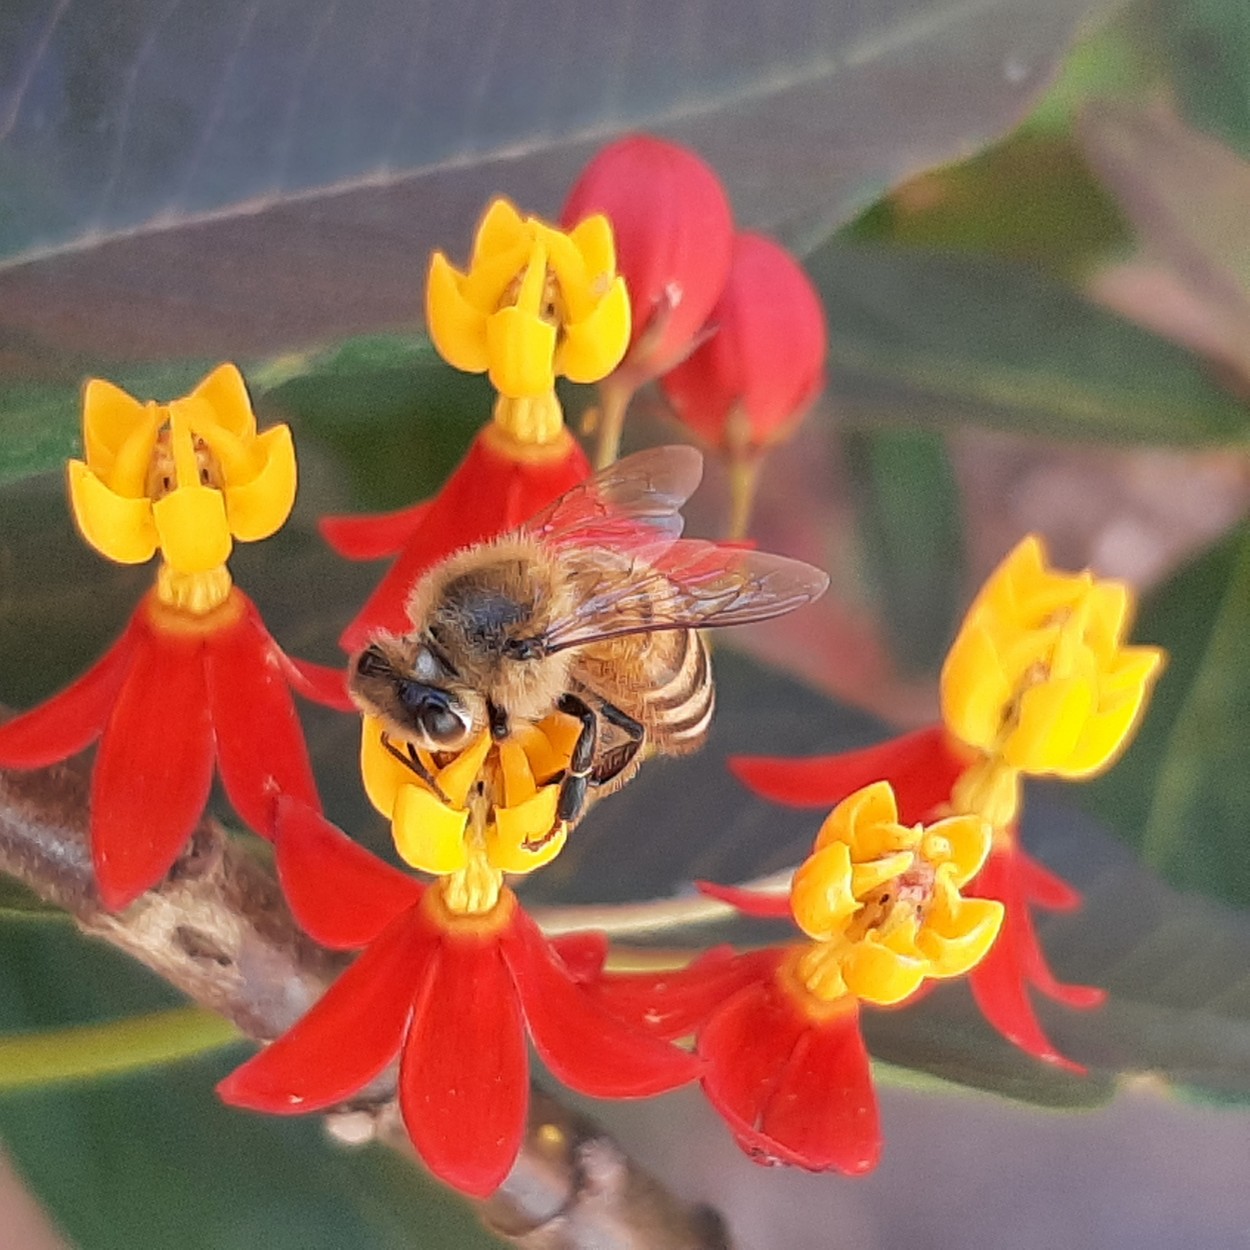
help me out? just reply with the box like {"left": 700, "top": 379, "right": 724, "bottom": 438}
{"left": 660, "top": 232, "right": 827, "bottom": 455}
{"left": 561, "top": 135, "right": 734, "bottom": 383}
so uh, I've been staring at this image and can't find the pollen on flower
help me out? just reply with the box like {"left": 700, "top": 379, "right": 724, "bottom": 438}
{"left": 68, "top": 365, "right": 297, "bottom": 593}
{"left": 426, "top": 197, "right": 631, "bottom": 405}
{"left": 785, "top": 782, "right": 1003, "bottom": 1007}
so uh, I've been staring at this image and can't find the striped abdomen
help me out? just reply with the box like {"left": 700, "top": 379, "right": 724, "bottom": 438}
{"left": 636, "top": 627, "right": 714, "bottom": 755}
{"left": 574, "top": 626, "right": 715, "bottom": 772}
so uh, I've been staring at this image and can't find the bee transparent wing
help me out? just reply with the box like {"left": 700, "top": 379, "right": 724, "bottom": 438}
{"left": 540, "top": 539, "right": 830, "bottom": 652}
{"left": 520, "top": 444, "right": 704, "bottom": 561}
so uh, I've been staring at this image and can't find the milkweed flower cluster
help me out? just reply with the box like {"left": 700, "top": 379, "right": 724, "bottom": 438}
{"left": 0, "top": 365, "right": 348, "bottom": 909}
{"left": 0, "top": 132, "right": 1165, "bottom": 1203}
{"left": 590, "top": 781, "right": 1001, "bottom": 1172}
{"left": 734, "top": 535, "right": 1164, "bottom": 1070}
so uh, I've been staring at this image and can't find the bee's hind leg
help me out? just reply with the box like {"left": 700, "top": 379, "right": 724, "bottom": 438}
{"left": 555, "top": 693, "right": 598, "bottom": 825}
{"left": 591, "top": 702, "right": 645, "bottom": 789}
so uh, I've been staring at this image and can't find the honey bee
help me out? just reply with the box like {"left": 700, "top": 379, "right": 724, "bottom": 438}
{"left": 350, "top": 445, "right": 828, "bottom": 830}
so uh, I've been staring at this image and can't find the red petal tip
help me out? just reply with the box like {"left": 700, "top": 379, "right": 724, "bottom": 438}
{"left": 695, "top": 880, "right": 792, "bottom": 919}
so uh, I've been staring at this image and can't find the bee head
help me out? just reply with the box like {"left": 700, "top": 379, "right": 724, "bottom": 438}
{"left": 351, "top": 641, "right": 476, "bottom": 751}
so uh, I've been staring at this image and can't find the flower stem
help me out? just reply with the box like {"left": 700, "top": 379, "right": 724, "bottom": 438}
{"left": 594, "top": 379, "right": 635, "bottom": 469}
{"left": 531, "top": 866, "right": 795, "bottom": 938}
{"left": 726, "top": 453, "right": 762, "bottom": 541}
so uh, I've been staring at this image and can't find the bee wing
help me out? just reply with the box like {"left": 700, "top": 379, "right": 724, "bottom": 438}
{"left": 521, "top": 444, "right": 705, "bottom": 561}
{"left": 540, "top": 538, "right": 830, "bottom": 653}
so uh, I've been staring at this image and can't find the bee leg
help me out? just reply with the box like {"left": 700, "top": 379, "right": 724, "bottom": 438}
{"left": 591, "top": 702, "right": 645, "bottom": 787}
{"left": 380, "top": 732, "right": 452, "bottom": 805}
{"left": 555, "top": 693, "right": 598, "bottom": 825}
{"left": 487, "top": 699, "right": 510, "bottom": 741}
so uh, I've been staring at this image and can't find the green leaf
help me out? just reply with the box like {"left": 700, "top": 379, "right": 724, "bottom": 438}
{"left": 843, "top": 428, "right": 964, "bottom": 674}
{"left": 0, "top": 1007, "right": 238, "bottom": 1090}
{"left": 0, "top": 878, "right": 66, "bottom": 922}
{"left": 0, "top": 0, "right": 1116, "bottom": 369}
{"left": 812, "top": 241, "right": 1250, "bottom": 445}
{"left": 850, "top": 134, "right": 1129, "bottom": 277}
{"left": 1078, "top": 524, "right": 1250, "bottom": 910}
{"left": 261, "top": 335, "right": 496, "bottom": 511}
{"left": 1156, "top": 0, "right": 1250, "bottom": 156}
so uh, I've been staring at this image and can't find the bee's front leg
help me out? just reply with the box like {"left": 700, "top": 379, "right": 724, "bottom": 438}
{"left": 555, "top": 692, "right": 598, "bottom": 825}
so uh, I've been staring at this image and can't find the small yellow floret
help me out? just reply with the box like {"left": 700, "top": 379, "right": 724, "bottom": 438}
{"left": 359, "top": 712, "right": 578, "bottom": 878}
{"left": 940, "top": 535, "right": 1164, "bottom": 780}
{"left": 67, "top": 365, "right": 297, "bottom": 585}
{"left": 426, "top": 197, "right": 631, "bottom": 405}
{"left": 789, "top": 782, "right": 1002, "bottom": 1007}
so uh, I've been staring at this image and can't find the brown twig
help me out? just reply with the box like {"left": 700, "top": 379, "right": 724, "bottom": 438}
{"left": 0, "top": 754, "right": 732, "bottom": 1250}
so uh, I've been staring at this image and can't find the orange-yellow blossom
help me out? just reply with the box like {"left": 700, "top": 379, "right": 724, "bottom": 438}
{"left": 941, "top": 536, "right": 1164, "bottom": 780}
{"left": 68, "top": 365, "right": 296, "bottom": 582}
{"left": 360, "top": 713, "right": 582, "bottom": 887}
{"left": 427, "top": 198, "right": 631, "bottom": 401}
{"left": 787, "top": 781, "right": 1003, "bottom": 1006}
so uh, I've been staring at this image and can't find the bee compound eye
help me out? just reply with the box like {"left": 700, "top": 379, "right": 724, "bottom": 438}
{"left": 422, "top": 704, "right": 468, "bottom": 745}
{"left": 397, "top": 680, "right": 470, "bottom": 746}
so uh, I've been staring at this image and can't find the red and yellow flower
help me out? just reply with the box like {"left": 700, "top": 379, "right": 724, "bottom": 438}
{"left": 221, "top": 800, "right": 699, "bottom": 1197}
{"left": 593, "top": 782, "right": 1001, "bottom": 1173}
{"left": 0, "top": 369, "right": 348, "bottom": 910}
{"left": 326, "top": 198, "right": 628, "bottom": 649}
{"left": 730, "top": 536, "right": 1164, "bottom": 1070}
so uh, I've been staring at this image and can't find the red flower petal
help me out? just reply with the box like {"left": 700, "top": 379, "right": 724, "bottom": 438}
{"left": 320, "top": 500, "right": 433, "bottom": 560}
{"left": 968, "top": 844, "right": 1102, "bottom": 1071}
{"left": 278, "top": 656, "right": 353, "bottom": 712}
{"left": 967, "top": 922, "right": 1084, "bottom": 1073}
{"left": 593, "top": 947, "right": 780, "bottom": 1040}
{"left": 206, "top": 597, "right": 320, "bottom": 839}
{"left": 218, "top": 907, "right": 432, "bottom": 1114}
{"left": 501, "top": 903, "right": 700, "bottom": 1098}
{"left": 756, "top": 1000, "right": 881, "bottom": 1175}
{"left": 0, "top": 616, "right": 138, "bottom": 768}
{"left": 400, "top": 929, "right": 528, "bottom": 1197}
{"left": 1017, "top": 847, "right": 1083, "bottom": 911}
{"left": 91, "top": 620, "right": 215, "bottom": 910}
{"left": 339, "top": 430, "right": 590, "bottom": 651}
{"left": 548, "top": 930, "right": 609, "bottom": 981}
{"left": 695, "top": 880, "right": 792, "bottom": 920}
{"left": 698, "top": 972, "right": 804, "bottom": 1149}
{"left": 274, "top": 797, "right": 422, "bottom": 950}
{"left": 731, "top": 724, "right": 967, "bottom": 825}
